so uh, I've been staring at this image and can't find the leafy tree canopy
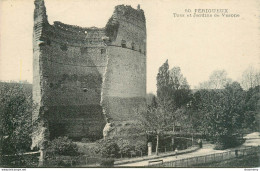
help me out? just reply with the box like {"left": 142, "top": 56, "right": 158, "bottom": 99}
{"left": 0, "top": 82, "right": 34, "bottom": 155}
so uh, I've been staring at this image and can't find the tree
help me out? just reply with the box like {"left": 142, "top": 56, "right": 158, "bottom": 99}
{"left": 146, "top": 93, "right": 154, "bottom": 105}
{"left": 169, "top": 67, "right": 189, "bottom": 90}
{"left": 169, "top": 67, "right": 191, "bottom": 109}
{"left": 156, "top": 60, "right": 171, "bottom": 103}
{"left": 0, "top": 82, "right": 35, "bottom": 155}
{"left": 147, "top": 95, "right": 158, "bottom": 110}
{"left": 193, "top": 82, "right": 246, "bottom": 149}
{"left": 139, "top": 61, "right": 192, "bottom": 155}
{"left": 243, "top": 85, "right": 260, "bottom": 131}
{"left": 156, "top": 60, "right": 191, "bottom": 130}
{"left": 138, "top": 106, "right": 172, "bottom": 155}
{"left": 240, "top": 66, "right": 260, "bottom": 90}
{"left": 197, "top": 70, "right": 232, "bottom": 89}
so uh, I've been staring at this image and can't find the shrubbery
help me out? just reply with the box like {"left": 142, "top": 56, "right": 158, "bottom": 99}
{"left": 214, "top": 135, "right": 245, "bottom": 150}
{"left": 45, "top": 136, "right": 80, "bottom": 157}
{"left": 135, "top": 141, "right": 148, "bottom": 156}
{"left": 44, "top": 137, "right": 81, "bottom": 167}
{"left": 94, "top": 138, "right": 148, "bottom": 166}
{"left": 100, "top": 158, "right": 115, "bottom": 167}
{"left": 117, "top": 139, "right": 135, "bottom": 157}
{"left": 0, "top": 82, "right": 34, "bottom": 155}
{"left": 95, "top": 138, "right": 120, "bottom": 158}
{"left": 95, "top": 138, "right": 148, "bottom": 160}
{"left": 94, "top": 138, "right": 121, "bottom": 167}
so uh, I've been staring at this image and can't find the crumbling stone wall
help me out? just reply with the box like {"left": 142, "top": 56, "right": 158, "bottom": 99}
{"left": 102, "top": 5, "right": 147, "bottom": 140}
{"left": 32, "top": 0, "right": 146, "bottom": 149}
{"left": 32, "top": 0, "right": 107, "bottom": 149}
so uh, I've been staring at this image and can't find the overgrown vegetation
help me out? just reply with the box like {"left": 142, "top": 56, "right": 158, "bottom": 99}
{"left": 190, "top": 84, "right": 260, "bottom": 149}
{"left": 138, "top": 60, "right": 192, "bottom": 155}
{"left": 44, "top": 136, "right": 81, "bottom": 167}
{"left": 143, "top": 60, "right": 260, "bottom": 151}
{"left": 104, "top": 17, "right": 119, "bottom": 41}
{"left": 0, "top": 82, "right": 34, "bottom": 155}
{"left": 0, "top": 60, "right": 259, "bottom": 167}
{"left": 0, "top": 82, "right": 36, "bottom": 167}
{"left": 95, "top": 138, "right": 120, "bottom": 158}
{"left": 45, "top": 136, "right": 80, "bottom": 157}
{"left": 76, "top": 138, "right": 148, "bottom": 166}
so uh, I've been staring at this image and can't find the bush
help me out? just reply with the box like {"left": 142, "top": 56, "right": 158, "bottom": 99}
{"left": 214, "top": 135, "right": 244, "bottom": 150}
{"left": 96, "top": 139, "right": 120, "bottom": 158}
{"left": 121, "top": 144, "right": 135, "bottom": 157}
{"left": 117, "top": 139, "right": 135, "bottom": 157}
{"left": 134, "top": 141, "right": 147, "bottom": 156}
{"left": 45, "top": 136, "right": 80, "bottom": 157}
{"left": 0, "top": 82, "right": 34, "bottom": 155}
{"left": 100, "top": 158, "right": 114, "bottom": 167}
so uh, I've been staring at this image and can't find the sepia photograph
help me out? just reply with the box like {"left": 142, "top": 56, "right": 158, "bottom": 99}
{"left": 0, "top": 0, "right": 259, "bottom": 168}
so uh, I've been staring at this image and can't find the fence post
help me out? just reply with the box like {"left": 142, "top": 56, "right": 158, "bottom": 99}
{"left": 38, "top": 150, "right": 46, "bottom": 167}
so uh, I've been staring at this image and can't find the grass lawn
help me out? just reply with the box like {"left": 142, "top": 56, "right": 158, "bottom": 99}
{"left": 193, "top": 153, "right": 260, "bottom": 168}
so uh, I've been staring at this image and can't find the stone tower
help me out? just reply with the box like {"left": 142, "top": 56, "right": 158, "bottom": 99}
{"left": 32, "top": 0, "right": 146, "bottom": 149}
{"left": 102, "top": 5, "right": 147, "bottom": 140}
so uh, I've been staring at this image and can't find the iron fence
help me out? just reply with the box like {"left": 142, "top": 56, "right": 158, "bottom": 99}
{"left": 149, "top": 146, "right": 260, "bottom": 167}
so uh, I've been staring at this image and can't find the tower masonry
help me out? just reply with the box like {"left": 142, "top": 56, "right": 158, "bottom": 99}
{"left": 32, "top": 0, "right": 146, "bottom": 149}
{"left": 102, "top": 5, "right": 147, "bottom": 140}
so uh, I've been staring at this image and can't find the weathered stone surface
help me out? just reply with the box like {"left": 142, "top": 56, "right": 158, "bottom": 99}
{"left": 32, "top": 0, "right": 146, "bottom": 149}
{"left": 101, "top": 4, "right": 146, "bottom": 139}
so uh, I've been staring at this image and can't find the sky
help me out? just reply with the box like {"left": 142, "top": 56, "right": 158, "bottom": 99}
{"left": 0, "top": 0, "right": 259, "bottom": 94}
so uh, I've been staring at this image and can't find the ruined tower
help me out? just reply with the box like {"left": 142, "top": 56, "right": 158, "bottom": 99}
{"left": 32, "top": 0, "right": 146, "bottom": 149}
{"left": 102, "top": 5, "right": 147, "bottom": 140}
